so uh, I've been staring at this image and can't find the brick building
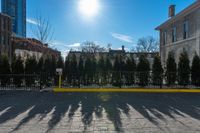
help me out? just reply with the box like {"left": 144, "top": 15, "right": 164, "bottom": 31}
{"left": 12, "top": 37, "right": 61, "bottom": 61}
{"left": 0, "top": 13, "right": 12, "bottom": 62}
{"left": 156, "top": 0, "right": 200, "bottom": 65}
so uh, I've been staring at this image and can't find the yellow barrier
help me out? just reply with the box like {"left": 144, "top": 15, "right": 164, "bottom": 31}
{"left": 53, "top": 88, "right": 200, "bottom": 93}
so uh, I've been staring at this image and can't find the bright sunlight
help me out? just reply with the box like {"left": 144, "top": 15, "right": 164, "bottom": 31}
{"left": 78, "top": 0, "right": 100, "bottom": 18}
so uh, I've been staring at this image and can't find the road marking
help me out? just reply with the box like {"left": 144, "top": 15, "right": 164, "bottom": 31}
{"left": 53, "top": 88, "right": 200, "bottom": 93}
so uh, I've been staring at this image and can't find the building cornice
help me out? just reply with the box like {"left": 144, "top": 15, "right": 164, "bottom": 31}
{"left": 160, "top": 36, "right": 197, "bottom": 48}
{"left": 156, "top": 1, "right": 200, "bottom": 30}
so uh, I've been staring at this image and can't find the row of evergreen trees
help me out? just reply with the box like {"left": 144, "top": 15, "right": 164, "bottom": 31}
{"left": 0, "top": 55, "right": 64, "bottom": 87}
{"left": 166, "top": 51, "right": 200, "bottom": 86}
{"left": 64, "top": 55, "right": 163, "bottom": 87}
{"left": 0, "top": 50, "right": 200, "bottom": 87}
{"left": 63, "top": 51, "right": 200, "bottom": 87}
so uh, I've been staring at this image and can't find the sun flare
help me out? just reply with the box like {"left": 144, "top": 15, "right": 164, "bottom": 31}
{"left": 78, "top": 0, "right": 100, "bottom": 18}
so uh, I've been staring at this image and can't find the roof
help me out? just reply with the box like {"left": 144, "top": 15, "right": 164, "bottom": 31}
{"left": 0, "top": 13, "right": 11, "bottom": 18}
{"left": 12, "top": 37, "right": 61, "bottom": 57}
{"left": 156, "top": 1, "right": 200, "bottom": 30}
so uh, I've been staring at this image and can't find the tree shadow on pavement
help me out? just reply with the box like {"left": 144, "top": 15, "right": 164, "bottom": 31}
{"left": 0, "top": 92, "right": 199, "bottom": 132}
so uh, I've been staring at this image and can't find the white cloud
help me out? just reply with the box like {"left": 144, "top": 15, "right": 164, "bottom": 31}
{"left": 50, "top": 41, "right": 66, "bottom": 47}
{"left": 111, "top": 32, "right": 133, "bottom": 43}
{"left": 68, "top": 43, "right": 81, "bottom": 48}
{"left": 26, "top": 18, "right": 39, "bottom": 25}
{"left": 50, "top": 41, "right": 81, "bottom": 48}
{"left": 49, "top": 41, "right": 82, "bottom": 58}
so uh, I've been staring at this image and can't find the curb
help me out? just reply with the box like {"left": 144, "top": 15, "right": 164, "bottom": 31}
{"left": 53, "top": 88, "right": 200, "bottom": 93}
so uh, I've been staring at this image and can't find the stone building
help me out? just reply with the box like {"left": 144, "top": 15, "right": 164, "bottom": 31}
{"left": 68, "top": 46, "right": 158, "bottom": 68}
{"left": 156, "top": 0, "right": 200, "bottom": 65}
{"left": 0, "top": 13, "right": 12, "bottom": 62}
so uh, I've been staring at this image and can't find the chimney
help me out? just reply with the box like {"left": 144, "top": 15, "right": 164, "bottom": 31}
{"left": 122, "top": 45, "right": 125, "bottom": 52}
{"left": 169, "top": 5, "right": 175, "bottom": 18}
{"left": 44, "top": 43, "right": 48, "bottom": 47}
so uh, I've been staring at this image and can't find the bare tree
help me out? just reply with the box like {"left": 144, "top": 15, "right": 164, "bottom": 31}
{"left": 106, "top": 43, "right": 112, "bottom": 51}
{"left": 132, "top": 36, "right": 159, "bottom": 53}
{"left": 32, "top": 14, "right": 54, "bottom": 44}
{"left": 81, "top": 42, "right": 106, "bottom": 53}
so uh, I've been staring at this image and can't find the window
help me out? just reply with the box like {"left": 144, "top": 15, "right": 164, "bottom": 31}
{"left": 2, "top": 36, "right": 5, "bottom": 45}
{"left": 183, "top": 20, "right": 189, "bottom": 39}
{"left": 1, "top": 19, "right": 3, "bottom": 30}
{"left": 172, "top": 27, "right": 176, "bottom": 42}
{"left": 3, "top": 19, "right": 6, "bottom": 30}
{"left": 163, "top": 31, "right": 167, "bottom": 45}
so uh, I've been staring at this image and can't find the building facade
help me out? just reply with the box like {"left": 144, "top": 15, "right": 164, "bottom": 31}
{"left": 0, "top": 13, "right": 12, "bottom": 61}
{"left": 1, "top": 0, "right": 26, "bottom": 37}
{"left": 156, "top": 0, "right": 200, "bottom": 65}
{"left": 12, "top": 37, "right": 61, "bottom": 61}
{"left": 68, "top": 46, "right": 158, "bottom": 68}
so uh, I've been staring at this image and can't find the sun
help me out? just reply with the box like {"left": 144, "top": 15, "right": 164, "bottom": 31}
{"left": 78, "top": 0, "right": 100, "bottom": 18}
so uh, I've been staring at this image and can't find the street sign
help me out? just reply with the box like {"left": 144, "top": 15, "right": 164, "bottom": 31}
{"left": 56, "top": 68, "right": 63, "bottom": 75}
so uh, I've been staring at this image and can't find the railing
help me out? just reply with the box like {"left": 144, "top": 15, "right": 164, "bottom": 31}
{"left": 62, "top": 71, "right": 200, "bottom": 89}
{"left": 0, "top": 72, "right": 200, "bottom": 90}
{"left": 0, "top": 74, "right": 54, "bottom": 91}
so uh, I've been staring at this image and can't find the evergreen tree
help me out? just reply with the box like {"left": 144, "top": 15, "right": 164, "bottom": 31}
{"left": 64, "top": 57, "right": 70, "bottom": 84}
{"left": 12, "top": 56, "right": 24, "bottom": 87}
{"left": 105, "top": 56, "right": 112, "bottom": 84}
{"left": 152, "top": 55, "right": 163, "bottom": 86}
{"left": 56, "top": 56, "right": 64, "bottom": 69}
{"left": 91, "top": 57, "right": 97, "bottom": 84}
{"left": 125, "top": 57, "right": 136, "bottom": 85}
{"left": 70, "top": 54, "right": 77, "bottom": 86}
{"left": 0, "top": 55, "right": 11, "bottom": 86}
{"left": 97, "top": 56, "right": 105, "bottom": 85}
{"left": 166, "top": 52, "right": 177, "bottom": 85}
{"left": 25, "top": 56, "right": 37, "bottom": 86}
{"left": 112, "top": 56, "right": 121, "bottom": 87}
{"left": 44, "top": 57, "right": 52, "bottom": 74}
{"left": 55, "top": 56, "right": 64, "bottom": 86}
{"left": 25, "top": 56, "right": 37, "bottom": 74}
{"left": 105, "top": 56, "right": 112, "bottom": 71}
{"left": 191, "top": 54, "right": 200, "bottom": 86}
{"left": 136, "top": 55, "right": 150, "bottom": 86}
{"left": 51, "top": 57, "right": 57, "bottom": 76}
{"left": 178, "top": 51, "right": 190, "bottom": 86}
{"left": 78, "top": 56, "right": 84, "bottom": 86}
{"left": 37, "top": 56, "right": 44, "bottom": 74}
{"left": 84, "top": 57, "right": 92, "bottom": 85}
{"left": 43, "top": 57, "right": 52, "bottom": 86}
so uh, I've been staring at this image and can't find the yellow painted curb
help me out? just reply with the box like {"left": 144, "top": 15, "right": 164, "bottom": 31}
{"left": 53, "top": 88, "right": 200, "bottom": 93}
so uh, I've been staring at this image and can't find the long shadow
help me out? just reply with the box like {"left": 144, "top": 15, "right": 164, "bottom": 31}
{"left": 10, "top": 93, "right": 81, "bottom": 133}
{"left": 81, "top": 93, "right": 102, "bottom": 130}
{"left": 0, "top": 92, "right": 200, "bottom": 132}
{"left": 79, "top": 93, "right": 200, "bottom": 132}
{"left": 0, "top": 92, "right": 41, "bottom": 125}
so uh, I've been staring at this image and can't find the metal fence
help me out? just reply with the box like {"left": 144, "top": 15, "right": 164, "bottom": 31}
{"left": 0, "top": 72, "right": 200, "bottom": 90}
{"left": 0, "top": 74, "right": 55, "bottom": 91}
{"left": 62, "top": 71, "right": 200, "bottom": 89}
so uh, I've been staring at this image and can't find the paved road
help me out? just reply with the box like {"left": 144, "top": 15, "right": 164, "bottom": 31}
{"left": 0, "top": 91, "right": 199, "bottom": 133}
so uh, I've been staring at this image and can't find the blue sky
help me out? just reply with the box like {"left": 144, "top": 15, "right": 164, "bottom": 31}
{"left": 0, "top": 0, "right": 196, "bottom": 56}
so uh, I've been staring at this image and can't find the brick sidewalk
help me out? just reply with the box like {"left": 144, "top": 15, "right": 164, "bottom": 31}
{"left": 0, "top": 92, "right": 199, "bottom": 133}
